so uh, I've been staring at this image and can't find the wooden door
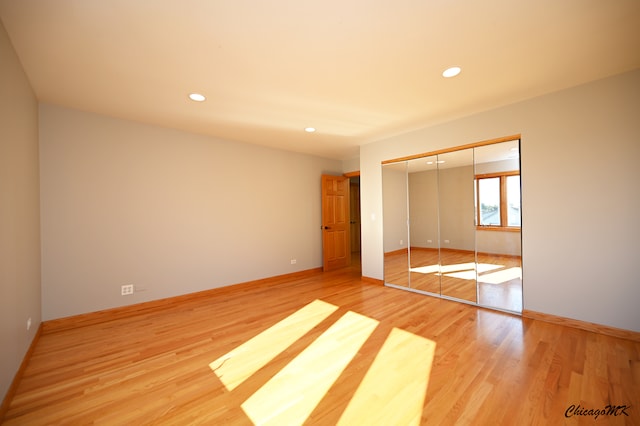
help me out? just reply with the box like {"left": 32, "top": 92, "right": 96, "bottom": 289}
{"left": 321, "top": 175, "right": 350, "bottom": 271}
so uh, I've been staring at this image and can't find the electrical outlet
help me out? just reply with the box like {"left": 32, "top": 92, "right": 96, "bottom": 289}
{"left": 400, "top": 239, "right": 403, "bottom": 245}
{"left": 27, "top": 317, "right": 32, "bottom": 331}
{"left": 290, "top": 259, "right": 297, "bottom": 265}
{"left": 121, "top": 284, "right": 134, "bottom": 296}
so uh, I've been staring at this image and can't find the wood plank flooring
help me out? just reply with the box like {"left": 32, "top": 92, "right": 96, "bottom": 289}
{"left": 3, "top": 256, "right": 639, "bottom": 425}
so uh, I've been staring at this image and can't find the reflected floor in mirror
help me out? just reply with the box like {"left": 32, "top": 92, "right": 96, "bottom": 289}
{"left": 477, "top": 253, "right": 522, "bottom": 312}
{"left": 385, "top": 249, "right": 522, "bottom": 312}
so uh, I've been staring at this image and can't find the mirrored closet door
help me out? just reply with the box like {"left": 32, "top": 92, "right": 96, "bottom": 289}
{"left": 382, "top": 138, "right": 522, "bottom": 313}
{"left": 437, "top": 148, "right": 477, "bottom": 303}
{"left": 474, "top": 141, "right": 522, "bottom": 312}
{"left": 407, "top": 156, "right": 440, "bottom": 295}
{"left": 382, "top": 161, "right": 410, "bottom": 288}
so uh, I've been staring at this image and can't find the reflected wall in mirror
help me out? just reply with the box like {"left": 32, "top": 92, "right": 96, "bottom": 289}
{"left": 382, "top": 162, "right": 409, "bottom": 288}
{"left": 382, "top": 137, "right": 522, "bottom": 314}
{"left": 437, "top": 149, "right": 477, "bottom": 303}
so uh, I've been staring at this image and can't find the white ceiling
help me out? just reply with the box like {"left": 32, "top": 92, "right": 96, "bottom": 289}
{"left": 1, "top": 0, "right": 639, "bottom": 160}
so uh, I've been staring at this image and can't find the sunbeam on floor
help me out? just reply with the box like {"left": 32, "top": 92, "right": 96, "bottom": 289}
{"left": 209, "top": 299, "right": 436, "bottom": 425}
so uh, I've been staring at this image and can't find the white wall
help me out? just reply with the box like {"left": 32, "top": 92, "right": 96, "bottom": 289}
{"left": 0, "top": 21, "right": 41, "bottom": 402}
{"left": 39, "top": 105, "right": 342, "bottom": 320}
{"left": 342, "top": 157, "right": 360, "bottom": 175}
{"left": 361, "top": 69, "right": 640, "bottom": 332}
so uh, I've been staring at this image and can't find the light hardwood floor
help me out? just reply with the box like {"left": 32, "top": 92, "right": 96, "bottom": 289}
{"left": 3, "top": 256, "right": 639, "bottom": 425}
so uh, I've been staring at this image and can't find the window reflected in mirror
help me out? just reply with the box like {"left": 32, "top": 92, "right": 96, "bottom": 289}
{"left": 474, "top": 140, "right": 522, "bottom": 312}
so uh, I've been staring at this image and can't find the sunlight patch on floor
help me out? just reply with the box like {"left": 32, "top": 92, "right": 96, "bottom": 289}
{"left": 209, "top": 299, "right": 436, "bottom": 425}
{"left": 241, "top": 311, "right": 378, "bottom": 426}
{"left": 338, "top": 327, "right": 436, "bottom": 426}
{"left": 412, "top": 262, "right": 503, "bottom": 280}
{"left": 410, "top": 264, "right": 440, "bottom": 274}
{"left": 209, "top": 299, "right": 338, "bottom": 391}
{"left": 478, "top": 267, "right": 522, "bottom": 284}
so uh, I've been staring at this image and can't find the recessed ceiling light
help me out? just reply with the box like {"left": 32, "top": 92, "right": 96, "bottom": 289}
{"left": 189, "top": 93, "right": 206, "bottom": 102}
{"left": 442, "top": 67, "right": 461, "bottom": 78}
{"left": 304, "top": 127, "right": 316, "bottom": 133}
